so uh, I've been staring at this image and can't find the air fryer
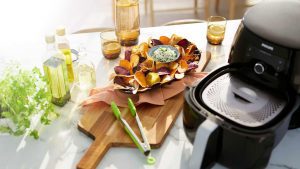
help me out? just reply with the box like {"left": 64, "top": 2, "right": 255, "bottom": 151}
{"left": 183, "top": 0, "right": 300, "bottom": 169}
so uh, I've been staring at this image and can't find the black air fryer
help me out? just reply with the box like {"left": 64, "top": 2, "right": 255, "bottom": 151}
{"left": 183, "top": 0, "right": 300, "bottom": 169}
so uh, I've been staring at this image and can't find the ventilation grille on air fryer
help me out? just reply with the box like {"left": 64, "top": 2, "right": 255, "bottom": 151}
{"left": 202, "top": 73, "right": 286, "bottom": 127}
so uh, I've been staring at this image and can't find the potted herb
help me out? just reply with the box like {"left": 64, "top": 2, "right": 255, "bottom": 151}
{"left": 0, "top": 65, "right": 58, "bottom": 139}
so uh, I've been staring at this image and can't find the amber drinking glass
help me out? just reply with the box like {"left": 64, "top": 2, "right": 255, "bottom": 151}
{"left": 207, "top": 16, "right": 227, "bottom": 45}
{"left": 115, "top": 0, "right": 140, "bottom": 46}
{"left": 100, "top": 30, "right": 121, "bottom": 59}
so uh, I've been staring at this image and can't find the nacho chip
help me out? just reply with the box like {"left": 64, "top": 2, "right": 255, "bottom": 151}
{"left": 185, "top": 44, "right": 197, "bottom": 55}
{"left": 160, "top": 75, "right": 173, "bottom": 84}
{"left": 130, "top": 54, "right": 140, "bottom": 67}
{"left": 119, "top": 60, "right": 131, "bottom": 71}
{"left": 178, "top": 60, "right": 189, "bottom": 73}
{"left": 131, "top": 45, "right": 140, "bottom": 55}
{"left": 140, "top": 59, "right": 154, "bottom": 70}
{"left": 159, "top": 36, "right": 170, "bottom": 45}
{"left": 139, "top": 42, "right": 149, "bottom": 58}
{"left": 134, "top": 71, "right": 148, "bottom": 88}
{"left": 175, "top": 73, "right": 185, "bottom": 79}
{"left": 169, "top": 62, "right": 179, "bottom": 70}
{"left": 169, "top": 34, "right": 183, "bottom": 46}
{"left": 146, "top": 72, "right": 161, "bottom": 86}
{"left": 156, "top": 62, "right": 169, "bottom": 70}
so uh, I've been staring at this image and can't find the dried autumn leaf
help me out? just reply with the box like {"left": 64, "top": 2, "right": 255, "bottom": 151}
{"left": 134, "top": 71, "right": 148, "bottom": 88}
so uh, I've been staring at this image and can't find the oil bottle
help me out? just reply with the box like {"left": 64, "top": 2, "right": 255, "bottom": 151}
{"left": 43, "top": 34, "right": 71, "bottom": 106}
{"left": 77, "top": 46, "right": 96, "bottom": 90}
{"left": 56, "top": 27, "right": 75, "bottom": 83}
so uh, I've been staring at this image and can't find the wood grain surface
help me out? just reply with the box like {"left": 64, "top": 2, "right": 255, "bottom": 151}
{"left": 76, "top": 51, "right": 211, "bottom": 169}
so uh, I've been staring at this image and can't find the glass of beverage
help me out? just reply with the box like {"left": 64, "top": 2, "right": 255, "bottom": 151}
{"left": 100, "top": 30, "right": 121, "bottom": 59}
{"left": 206, "top": 16, "right": 227, "bottom": 45}
{"left": 115, "top": 0, "right": 140, "bottom": 46}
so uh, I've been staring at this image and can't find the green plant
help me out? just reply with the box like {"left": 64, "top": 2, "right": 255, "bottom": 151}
{"left": 0, "top": 65, "right": 58, "bottom": 139}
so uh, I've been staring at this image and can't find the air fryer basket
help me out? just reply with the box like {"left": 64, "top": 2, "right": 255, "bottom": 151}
{"left": 183, "top": 65, "right": 299, "bottom": 169}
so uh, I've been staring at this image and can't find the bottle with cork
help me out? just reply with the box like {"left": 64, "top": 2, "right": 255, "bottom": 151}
{"left": 56, "top": 27, "right": 75, "bottom": 83}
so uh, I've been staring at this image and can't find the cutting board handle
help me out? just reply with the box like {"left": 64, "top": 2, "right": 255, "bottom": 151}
{"left": 77, "top": 138, "right": 111, "bottom": 169}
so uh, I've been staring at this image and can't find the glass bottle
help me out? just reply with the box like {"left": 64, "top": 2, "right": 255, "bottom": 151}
{"left": 43, "top": 34, "right": 71, "bottom": 106}
{"left": 77, "top": 47, "right": 96, "bottom": 90}
{"left": 56, "top": 27, "right": 75, "bottom": 83}
{"left": 115, "top": 0, "right": 140, "bottom": 46}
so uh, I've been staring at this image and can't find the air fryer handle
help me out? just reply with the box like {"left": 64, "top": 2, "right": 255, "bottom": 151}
{"left": 189, "top": 119, "right": 219, "bottom": 169}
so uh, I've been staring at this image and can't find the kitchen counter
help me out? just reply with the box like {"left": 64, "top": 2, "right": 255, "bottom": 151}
{"left": 1, "top": 20, "right": 300, "bottom": 169}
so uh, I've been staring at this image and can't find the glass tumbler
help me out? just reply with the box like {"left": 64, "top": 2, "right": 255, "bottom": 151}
{"left": 115, "top": 0, "right": 140, "bottom": 46}
{"left": 206, "top": 16, "right": 227, "bottom": 45}
{"left": 100, "top": 30, "right": 121, "bottom": 60}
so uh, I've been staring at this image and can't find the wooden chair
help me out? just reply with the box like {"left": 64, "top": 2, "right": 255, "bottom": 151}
{"left": 162, "top": 19, "right": 206, "bottom": 26}
{"left": 148, "top": 0, "right": 207, "bottom": 26}
{"left": 72, "top": 28, "right": 113, "bottom": 34}
{"left": 211, "top": 0, "right": 236, "bottom": 19}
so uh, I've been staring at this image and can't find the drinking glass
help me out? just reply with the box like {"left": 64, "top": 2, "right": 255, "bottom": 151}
{"left": 100, "top": 30, "right": 121, "bottom": 59}
{"left": 207, "top": 16, "right": 227, "bottom": 45}
{"left": 115, "top": 0, "right": 140, "bottom": 46}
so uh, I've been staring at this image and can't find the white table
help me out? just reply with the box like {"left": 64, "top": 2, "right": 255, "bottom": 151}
{"left": 1, "top": 20, "right": 300, "bottom": 169}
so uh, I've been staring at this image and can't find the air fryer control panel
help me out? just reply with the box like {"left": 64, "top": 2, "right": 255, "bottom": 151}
{"left": 229, "top": 23, "right": 292, "bottom": 90}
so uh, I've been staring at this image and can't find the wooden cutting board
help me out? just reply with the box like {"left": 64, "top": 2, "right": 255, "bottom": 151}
{"left": 77, "top": 52, "right": 211, "bottom": 169}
